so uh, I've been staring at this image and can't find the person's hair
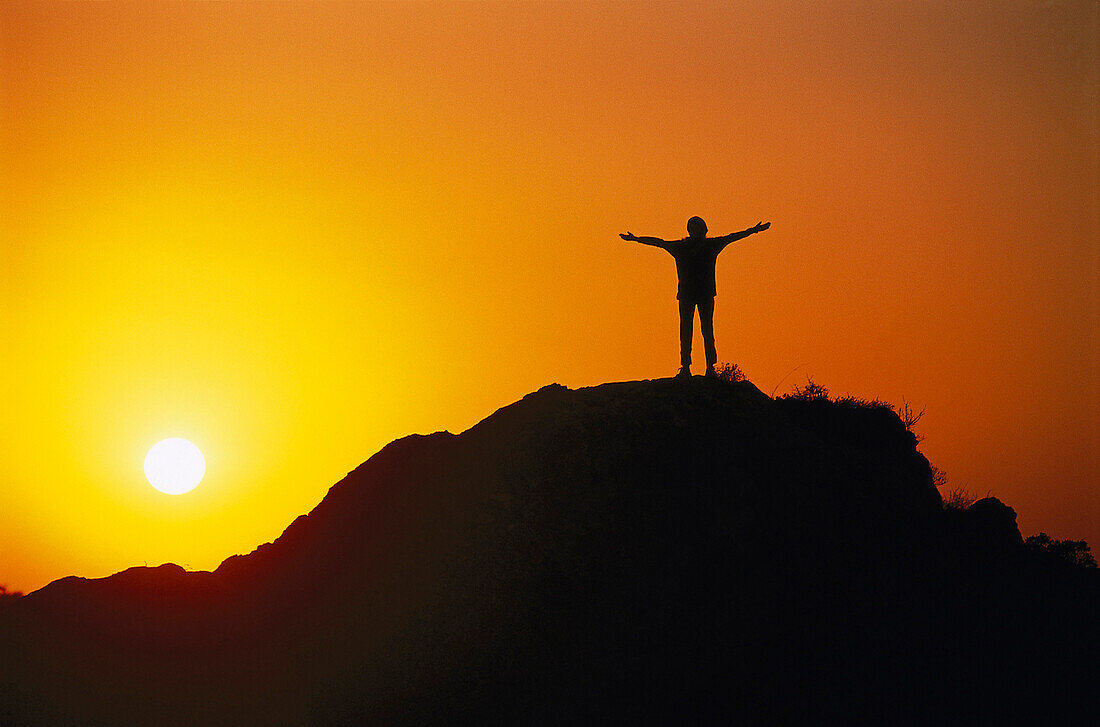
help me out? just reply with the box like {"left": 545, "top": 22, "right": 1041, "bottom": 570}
{"left": 687, "top": 216, "right": 708, "bottom": 237}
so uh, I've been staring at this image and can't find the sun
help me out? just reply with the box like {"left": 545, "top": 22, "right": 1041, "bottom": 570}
{"left": 144, "top": 438, "right": 206, "bottom": 495}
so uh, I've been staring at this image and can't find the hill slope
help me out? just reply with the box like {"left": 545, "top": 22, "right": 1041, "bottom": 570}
{"left": 3, "top": 378, "right": 1098, "bottom": 724}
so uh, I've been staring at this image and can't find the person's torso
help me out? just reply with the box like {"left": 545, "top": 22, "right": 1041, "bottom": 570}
{"left": 670, "top": 237, "right": 719, "bottom": 299}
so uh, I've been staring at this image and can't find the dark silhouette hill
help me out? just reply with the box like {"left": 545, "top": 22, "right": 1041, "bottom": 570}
{"left": 2, "top": 378, "right": 1097, "bottom": 725}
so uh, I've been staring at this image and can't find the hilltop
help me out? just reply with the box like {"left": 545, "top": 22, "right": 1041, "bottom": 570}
{"left": 2, "top": 377, "right": 1097, "bottom": 725}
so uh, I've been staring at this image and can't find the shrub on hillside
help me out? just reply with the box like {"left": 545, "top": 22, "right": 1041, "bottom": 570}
{"left": 942, "top": 486, "right": 978, "bottom": 511}
{"left": 713, "top": 362, "right": 745, "bottom": 383}
{"left": 1025, "top": 533, "right": 1097, "bottom": 569}
{"left": 895, "top": 399, "right": 925, "bottom": 441}
{"left": 834, "top": 394, "right": 893, "bottom": 412}
{"left": 786, "top": 377, "right": 829, "bottom": 402}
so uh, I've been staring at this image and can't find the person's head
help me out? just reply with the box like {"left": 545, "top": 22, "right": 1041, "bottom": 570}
{"left": 687, "top": 216, "right": 708, "bottom": 239}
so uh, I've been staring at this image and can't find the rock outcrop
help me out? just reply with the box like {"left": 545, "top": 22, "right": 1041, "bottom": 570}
{"left": 3, "top": 378, "right": 1097, "bottom": 724}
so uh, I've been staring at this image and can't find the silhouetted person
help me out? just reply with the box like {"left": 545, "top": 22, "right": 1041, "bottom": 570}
{"left": 621, "top": 216, "right": 770, "bottom": 378}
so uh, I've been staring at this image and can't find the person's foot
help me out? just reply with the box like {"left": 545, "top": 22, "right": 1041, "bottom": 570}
{"left": 675, "top": 366, "right": 692, "bottom": 379}
{"left": 704, "top": 365, "right": 717, "bottom": 378}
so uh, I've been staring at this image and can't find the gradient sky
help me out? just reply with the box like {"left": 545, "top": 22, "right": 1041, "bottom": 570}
{"left": 2, "top": 1, "right": 1097, "bottom": 594}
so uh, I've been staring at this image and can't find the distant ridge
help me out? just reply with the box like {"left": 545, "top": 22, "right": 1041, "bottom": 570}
{"left": 3, "top": 377, "right": 1098, "bottom": 725}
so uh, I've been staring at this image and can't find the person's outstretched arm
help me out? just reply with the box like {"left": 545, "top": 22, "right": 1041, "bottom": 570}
{"left": 714, "top": 221, "right": 770, "bottom": 253}
{"left": 620, "top": 232, "right": 672, "bottom": 251}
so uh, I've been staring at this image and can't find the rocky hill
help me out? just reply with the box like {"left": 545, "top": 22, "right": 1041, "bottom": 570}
{"left": 2, "top": 377, "right": 1097, "bottom": 724}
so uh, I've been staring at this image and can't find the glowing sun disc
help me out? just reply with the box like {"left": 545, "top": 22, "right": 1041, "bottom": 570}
{"left": 144, "top": 438, "right": 205, "bottom": 495}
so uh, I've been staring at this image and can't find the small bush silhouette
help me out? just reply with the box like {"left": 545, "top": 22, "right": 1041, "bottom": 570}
{"left": 1025, "top": 533, "right": 1098, "bottom": 568}
{"left": 930, "top": 465, "right": 949, "bottom": 489}
{"left": 929, "top": 466, "right": 972, "bottom": 511}
{"left": 834, "top": 393, "right": 892, "bottom": 412}
{"left": 713, "top": 362, "right": 745, "bottom": 383}
{"left": 895, "top": 398, "right": 925, "bottom": 440}
{"left": 942, "top": 485, "right": 977, "bottom": 511}
{"left": 788, "top": 377, "right": 829, "bottom": 402}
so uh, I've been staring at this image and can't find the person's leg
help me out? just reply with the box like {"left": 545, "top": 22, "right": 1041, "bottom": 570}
{"left": 698, "top": 296, "right": 717, "bottom": 367}
{"left": 678, "top": 298, "right": 695, "bottom": 370}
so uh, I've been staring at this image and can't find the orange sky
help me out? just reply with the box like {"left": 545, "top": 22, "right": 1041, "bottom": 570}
{"left": 2, "top": 1, "right": 1097, "bottom": 594}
